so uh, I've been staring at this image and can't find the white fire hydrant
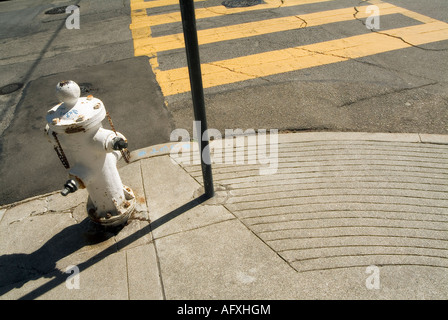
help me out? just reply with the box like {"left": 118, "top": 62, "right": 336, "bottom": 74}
{"left": 45, "top": 80, "right": 135, "bottom": 228}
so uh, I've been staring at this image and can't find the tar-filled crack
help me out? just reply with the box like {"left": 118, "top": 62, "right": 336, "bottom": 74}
{"left": 206, "top": 61, "right": 272, "bottom": 83}
{"left": 337, "top": 81, "right": 439, "bottom": 108}
{"left": 294, "top": 43, "right": 438, "bottom": 85}
{"left": 353, "top": 5, "right": 448, "bottom": 52}
{"left": 294, "top": 15, "right": 308, "bottom": 28}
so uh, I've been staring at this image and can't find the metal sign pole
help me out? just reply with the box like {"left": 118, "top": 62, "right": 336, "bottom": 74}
{"left": 179, "top": 0, "right": 214, "bottom": 198}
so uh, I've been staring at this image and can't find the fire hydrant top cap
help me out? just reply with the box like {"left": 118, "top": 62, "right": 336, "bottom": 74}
{"left": 46, "top": 81, "right": 106, "bottom": 132}
{"left": 55, "top": 80, "right": 80, "bottom": 104}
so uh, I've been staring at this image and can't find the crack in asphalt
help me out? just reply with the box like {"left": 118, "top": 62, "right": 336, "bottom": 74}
{"left": 294, "top": 14, "right": 308, "bottom": 28}
{"left": 336, "top": 81, "right": 439, "bottom": 108}
{"left": 205, "top": 61, "right": 272, "bottom": 83}
{"left": 353, "top": 4, "right": 448, "bottom": 52}
{"left": 295, "top": 45, "right": 424, "bottom": 83}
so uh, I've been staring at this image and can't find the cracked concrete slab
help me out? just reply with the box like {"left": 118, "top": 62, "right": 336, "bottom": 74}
{"left": 125, "top": 243, "right": 163, "bottom": 300}
{"left": 141, "top": 156, "right": 235, "bottom": 240}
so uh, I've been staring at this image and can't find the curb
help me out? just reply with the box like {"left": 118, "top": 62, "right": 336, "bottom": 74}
{"left": 3, "top": 132, "right": 448, "bottom": 209}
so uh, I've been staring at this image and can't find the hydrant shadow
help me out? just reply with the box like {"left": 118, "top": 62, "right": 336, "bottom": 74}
{"left": 0, "top": 218, "right": 118, "bottom": 298}
{"left": 0, "top": 194, "right": 210, "bottom": 299}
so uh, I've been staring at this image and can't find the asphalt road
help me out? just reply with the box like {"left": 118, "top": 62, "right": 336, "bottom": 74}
{"left": 148, "top": 0, "right": 448, "bottom": 135}
{"left": 1, "top": 0, "right": 447, "bottom": 205}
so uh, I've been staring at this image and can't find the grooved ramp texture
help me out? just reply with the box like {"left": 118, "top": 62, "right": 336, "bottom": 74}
{"left": 180, "top": 139, "right": 448, "bottom": 273}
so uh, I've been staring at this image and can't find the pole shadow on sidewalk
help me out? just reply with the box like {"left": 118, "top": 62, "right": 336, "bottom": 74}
{"left": 0, "top": 194, "right": 210, "bottom": 300}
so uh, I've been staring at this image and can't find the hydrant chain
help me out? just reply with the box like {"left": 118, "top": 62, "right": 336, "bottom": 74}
{"left": 106, "top": 112, "right": 130, "bottom": 163}
{"left": 52, "top": 131, "right": 70, "bottom": 169}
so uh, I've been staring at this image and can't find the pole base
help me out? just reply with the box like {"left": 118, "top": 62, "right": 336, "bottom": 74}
{"left": 86, "top": 185, "right": 136, "bottom": 228}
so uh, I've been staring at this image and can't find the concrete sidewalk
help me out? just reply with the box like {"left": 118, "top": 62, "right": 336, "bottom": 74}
{"left": 0, "top": 132, "right": 447, "bottom": 300}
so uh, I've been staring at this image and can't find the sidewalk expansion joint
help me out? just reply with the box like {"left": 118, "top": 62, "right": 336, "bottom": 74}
{"left": 138, "top": 159, "right": 166, "bottom": 299}
{"left": 223, "top": 202, "right": 299, "bottom": 273}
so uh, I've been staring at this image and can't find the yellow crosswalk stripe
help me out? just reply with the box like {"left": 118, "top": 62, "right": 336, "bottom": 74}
{"left": 129, "top": 0, "right": 448, "bottom": 97}
{"left": 130, "top": 0, "right": 334, "bottom": 30}
{"left": 157, "top": 21, "right": 448, "bottom": 95}
{"left": 130, "top": 0, "right": 205, "bottom": 10}
{"left": 133, "top": 2, "right": 409, "bottom": 55}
